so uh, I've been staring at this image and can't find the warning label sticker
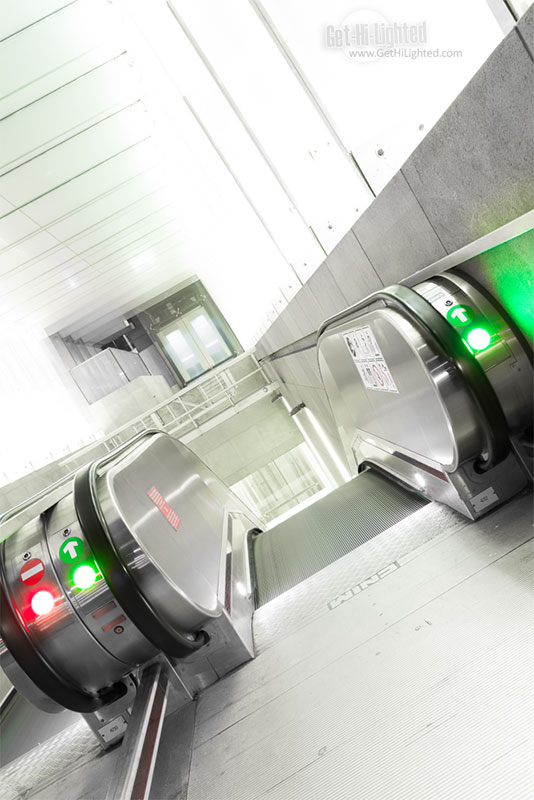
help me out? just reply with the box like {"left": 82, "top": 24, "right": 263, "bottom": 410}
{"left": 344, "top": 326, "right": 399, "bottom": 393}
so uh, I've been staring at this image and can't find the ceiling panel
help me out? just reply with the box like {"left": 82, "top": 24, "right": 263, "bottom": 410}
{"left": 0, "top": 231, "right": 64, "bottom": 274}
{"left": 23, "top": 230, "right": 183, "bottom": 301}
{"left": 1, "top": 55, "right": 139, "bottom": 173}
{"left": 1, "top": 248, "right": 88, "bottom": 295}
{"left": 80, "top": 214, "right": 181, "bottom": 265}
{"left": 0, "top": 194, "right": 16, "bottom": 217}
{"left": 0, "top": 0, "right": 303, "bottom": 343}
{"left": 22, "top": 141, "right": 160, "bottom": 227}
{"left": 0, "top": 1, "right": 123, "bottom": 114}
{"left": 0, "top": 1, "right": 76, "bottom": 41}
{"left": 45, "top": 166, "right": 166, "bottom": 240}
{"left": 11, "top": 229, "right": 181, "bottom": 309}
{"left": 2, "top": 229, "right": 182, "bottom": 319}
{"left": 0, "top": 211, "right": 40, "bottom": 248}
{"left": 64, "top": 192, "right": 175, "bottom": 255}
{"left": 0, "top": 103, "right": 151, "bottom": 209}
{"left": 25, "top": 256, "right": 188, "bottom": 328}
{"left": 65, "top": 272, "right": 195, "bottom": 340}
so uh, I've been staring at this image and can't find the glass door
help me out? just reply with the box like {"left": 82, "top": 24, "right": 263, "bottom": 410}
{"left": 163, "top": 326, "right": 210, "bottom": 382}
{"left": 159, "top": 309, "right": 233, "bottom": 382}
{"left": 186, "top": 311, "right": 232, "bottom": 365}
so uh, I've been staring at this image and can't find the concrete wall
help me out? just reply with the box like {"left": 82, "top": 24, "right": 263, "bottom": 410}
{"left": 139, "top": 344, "right": 179, "bottom": 390}
{"left": 0, "top": 441, "right": 112, "bottom": 513}
{"left": 51, "top": 334, "right": 100, "bottom": 368}
{"left": 89, "top": 375, "right": 174, "bottom": 434}
{"left": 187, "top": 395, "right": 303, "bottom": 486}
{"left": 0, "top": 391, "right": 301, "bottom": 513}
{"left": 255, "top": 9, "right": 534, "bottom": 463}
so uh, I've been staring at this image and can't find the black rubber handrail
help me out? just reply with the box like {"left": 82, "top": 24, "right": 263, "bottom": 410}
{"left": 74, "top": 431, "right": 208, "bottom": 658}
{"left": 318, "top": 284, "right": 510, "bottom": 471}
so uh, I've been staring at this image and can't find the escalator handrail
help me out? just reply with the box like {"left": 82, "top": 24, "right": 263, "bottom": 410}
{"left": 318, "top": 284, "right": 510, "bottom": 471}
{"left": 0, "top": 431, "right": 161, "bottom": 536}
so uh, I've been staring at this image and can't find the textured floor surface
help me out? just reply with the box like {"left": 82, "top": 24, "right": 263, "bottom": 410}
{"left": 189, "top": 491, "right": 534, "bottom": 800}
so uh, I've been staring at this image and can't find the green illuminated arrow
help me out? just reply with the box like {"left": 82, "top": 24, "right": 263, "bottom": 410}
{"left": 59, "top": 537, "right": 84, "bottom": 563}
{"left": 446, "top": 305, "right": 474, "bottom": 327}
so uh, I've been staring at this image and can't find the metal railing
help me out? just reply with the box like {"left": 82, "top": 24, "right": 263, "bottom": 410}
{"left": 59, "top": 352, "right": 272, "bottom": 470}
{"left": 0, "top": 354, "right": 276, "bottom": 536}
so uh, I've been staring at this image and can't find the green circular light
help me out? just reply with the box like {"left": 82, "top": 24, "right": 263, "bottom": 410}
{"left": 73, "top": 565, "right": 97, "bottom": 590}
{"left": 466, "top": 327, "right": 492, "bottom": 351}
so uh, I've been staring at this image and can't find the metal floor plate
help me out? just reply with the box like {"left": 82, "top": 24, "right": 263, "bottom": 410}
{"left": 253, "top": 471, "right": 427, "bottom": 605}
{"left": 190, "top": 491, "right": 534, "bottom": 800}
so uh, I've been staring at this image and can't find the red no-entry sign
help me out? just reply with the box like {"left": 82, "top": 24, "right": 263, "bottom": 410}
{"left": 20, "top": 558, "right": 45, "bottom": 586}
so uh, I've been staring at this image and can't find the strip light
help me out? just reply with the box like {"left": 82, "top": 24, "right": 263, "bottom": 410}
{"left": 303, "top": 408, "right": 352, "bottom": 483}
{"left": 281, "top": 397, "right": 335, "bottom": 489}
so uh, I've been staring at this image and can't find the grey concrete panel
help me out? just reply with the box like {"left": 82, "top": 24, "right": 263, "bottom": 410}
{"left": 257, "top": 232, "right": 380, "bottom": 361}
{"left": 299, "top": 348, "right": 324, "bottom": 389}
{"left": 517, "top": 4, "right": 534, "bottom": 58}
{"left": 352, "top": 172, "right": 447, "bottom": 285}
{"left": 259, "top": 315, "right": 295, "bottom": 353}
{"left": 279, "top": 303, "right": 304, "bottom": 342}
{"left": 269, "top": 352, "right": 321, "bottom": 392}
{"left": 187, "top": 395, "right": 303, "bottom": 484}
{"left": 402, "top": 28, "right": 534, "bottom": 252}
{"left": 307, "top": 264, "right": 351, "bottom": 322}
{"left": 253, "top": 336, "right": 271, "bottom": 359}
{"left": 267, "top": 344, "right": 325, "bottom": 393}
{"left": 325, "top": 228, "right": 384, "bottom": 304}
{"left": 290, "top": 284, "right": 330, "bottom": 332}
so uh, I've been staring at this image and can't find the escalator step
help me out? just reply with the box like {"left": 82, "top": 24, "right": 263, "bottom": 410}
{"left": 253, "top": 471, "right": 428, "bottom": 606}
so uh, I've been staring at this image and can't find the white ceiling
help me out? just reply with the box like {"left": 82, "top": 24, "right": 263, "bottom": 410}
{"left": 0, "top": 2, "right": 213, "bottom": 342}
{"left": 0, "top": 0, "right": 505, "bottom": 347}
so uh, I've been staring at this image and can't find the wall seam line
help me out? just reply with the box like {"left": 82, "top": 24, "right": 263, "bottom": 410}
{"left": 400, "top": 167, "right": 450, "bottom": 254}
{"left": 515, "top": 26, "right": 534, "bottom": 62}
{"left": 349, "top": 229, "right": 386, "bottom": 287}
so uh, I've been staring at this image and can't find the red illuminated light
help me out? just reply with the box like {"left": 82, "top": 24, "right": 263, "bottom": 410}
{"left": 30, "top": 590, "right": 55, "bottom": 616}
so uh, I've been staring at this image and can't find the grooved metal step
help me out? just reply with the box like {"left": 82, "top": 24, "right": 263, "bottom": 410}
{"left": 253, "top": 470, "right": 428, "bottom": 606}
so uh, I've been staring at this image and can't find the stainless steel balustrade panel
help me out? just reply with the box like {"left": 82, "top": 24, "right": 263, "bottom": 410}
{"left": 318, "top": 306, "right": 483, "bottom": 473}
{"left": 100, "top": 433, "right": 229, "bottom": 632}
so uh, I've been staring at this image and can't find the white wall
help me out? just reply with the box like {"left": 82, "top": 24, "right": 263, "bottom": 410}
{"left": 0, "top": 324, "right": 98, "bottom": 486}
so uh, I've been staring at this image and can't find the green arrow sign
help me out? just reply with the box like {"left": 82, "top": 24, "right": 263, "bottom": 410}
{"left": 446, "top": 305, "right": 474, "bottom": 326}
{"left": 59, "top": 537, "right": 84, "bottom": 563}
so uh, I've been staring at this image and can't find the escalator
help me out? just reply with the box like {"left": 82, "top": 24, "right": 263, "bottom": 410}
{"left": 0, "top": 268, "right": 531, "bottom": 799}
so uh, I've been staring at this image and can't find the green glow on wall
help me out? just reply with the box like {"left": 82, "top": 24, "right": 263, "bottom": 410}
{"left": 479, "top": 231, "right": 534, "bottom": 342}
